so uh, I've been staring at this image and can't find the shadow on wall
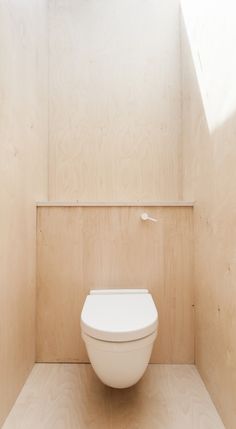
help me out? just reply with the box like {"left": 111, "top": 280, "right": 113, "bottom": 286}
{"left": 181, "top": 0, "right": 236, "bottom": 134}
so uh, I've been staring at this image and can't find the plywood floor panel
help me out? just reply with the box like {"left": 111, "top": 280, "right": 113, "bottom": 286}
{"left": 2, "top": 364, "right": 225, "bottom": 429}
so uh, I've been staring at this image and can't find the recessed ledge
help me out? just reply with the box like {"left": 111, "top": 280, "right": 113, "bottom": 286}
{"left": 36, "top": 201, "right": 194, "bottom": 207}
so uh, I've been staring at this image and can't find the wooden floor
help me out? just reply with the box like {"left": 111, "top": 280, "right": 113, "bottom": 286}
{"left": 2, "top": 364, "right": 225, "bottom": 429}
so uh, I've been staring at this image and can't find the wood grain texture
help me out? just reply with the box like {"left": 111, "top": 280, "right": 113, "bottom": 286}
{"left": 0, "top": 1, "right": 48, "bottom": 426}
{"left": 2, "top": 364, "right": 225, "bottom": 429}
{"left": 48, "top": 0, "right": 182, "bottom": 201}
{"left": 36, "top": 206, "right": 194, "bottom": 364}
{"left": 182, "top": 16, "right": 236, "bottom": 429}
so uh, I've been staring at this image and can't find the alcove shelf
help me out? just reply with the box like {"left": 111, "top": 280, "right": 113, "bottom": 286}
{"left": 36, "top": 201, "right": 194, "bottom": 207}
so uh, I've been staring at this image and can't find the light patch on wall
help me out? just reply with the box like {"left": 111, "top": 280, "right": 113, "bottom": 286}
{"left": 181, "top": 0, "right": 236, "bottom": 133}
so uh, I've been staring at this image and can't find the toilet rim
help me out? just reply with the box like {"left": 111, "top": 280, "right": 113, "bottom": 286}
{"left": 81, "top": 289, "right": 158, "bottom": 342}
{"left": 81, "top": 320, "right": 158, "bottom": 342}
{"left": 81, "top": 330, "right": 157, "bottom": 352}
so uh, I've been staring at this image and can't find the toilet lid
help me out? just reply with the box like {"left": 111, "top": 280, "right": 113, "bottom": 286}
{"left": 81, "top": 290, "right": 158, "bottom": 342}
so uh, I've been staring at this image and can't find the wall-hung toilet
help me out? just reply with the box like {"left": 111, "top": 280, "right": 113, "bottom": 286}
{"left": 81, "top": 289, "right": 158, "bottom": 388}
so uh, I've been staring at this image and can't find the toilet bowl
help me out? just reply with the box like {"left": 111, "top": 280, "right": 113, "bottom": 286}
{"left": 81, "top": 289, "right": 158, "bottom": 388}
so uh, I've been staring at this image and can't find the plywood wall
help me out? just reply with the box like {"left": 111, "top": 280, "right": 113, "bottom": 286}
{"left": 0, "top": 1, "right": 48, "bottom": 426}
{"left": 36, "top": 206, "right": 194, "bottom": 364}
{"left": 182, "top": 17, "right": 236, "bottom": 429}
{"left": 48, "top": 0, "right": 182, "bottom": 201}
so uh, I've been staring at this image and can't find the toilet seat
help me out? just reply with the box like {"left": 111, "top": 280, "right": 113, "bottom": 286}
{"left": 82, "top": 330, "right": 157, "bottom": 352}
{"left": 81, "top": 289, "right": 158, "bottom": 342}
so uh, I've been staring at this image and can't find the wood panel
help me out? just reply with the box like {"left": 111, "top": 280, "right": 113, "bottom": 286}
{"left": 0, "top": 1, "right": 48, "bottom": 426}
{"left": 48, "top": 0, "right": 182, "bottom": 201}
{"left": 182, "top": 14, "right": 236, "bottom": 429}
{"left": 2, "top": 364, "right": 225, "bottom": 429}
{"left": 36, "top": 207, "right": 194, "bottom": 363}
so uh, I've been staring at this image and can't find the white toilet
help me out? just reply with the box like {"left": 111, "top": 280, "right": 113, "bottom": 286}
{"left": 81, "top": 289, "right": 158, "bottom": 388}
